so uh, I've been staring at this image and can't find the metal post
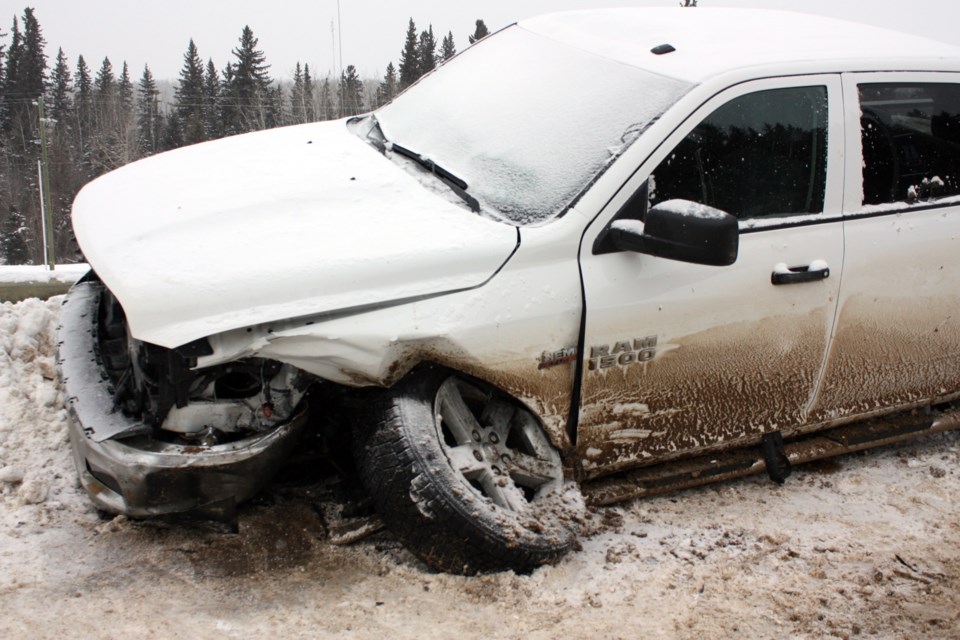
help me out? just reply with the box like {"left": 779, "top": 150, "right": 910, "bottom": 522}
{"left": 37, "top": 160, "right": 48, "bottom": 267}
{"left": 37, "top": 98, "right": 56, "bottom": 270}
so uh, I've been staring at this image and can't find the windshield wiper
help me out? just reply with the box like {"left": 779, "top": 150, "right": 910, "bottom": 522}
{"left": 390, "top": 143, "right": 467, "bottom": 190}
{"left": 362, "top": 116, "right": 480, "bottom": 213}
{"left": 391, "top": 143, "right": 480, "bottom": 213}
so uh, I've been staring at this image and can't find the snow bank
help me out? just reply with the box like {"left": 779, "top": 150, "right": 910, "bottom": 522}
{"left": 0, "top": 296, "right": 92, "bottom": 596}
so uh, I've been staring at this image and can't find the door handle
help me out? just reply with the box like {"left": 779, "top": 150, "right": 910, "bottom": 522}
{"left": 771, "top": 260, "right": 830, "bottom": 285}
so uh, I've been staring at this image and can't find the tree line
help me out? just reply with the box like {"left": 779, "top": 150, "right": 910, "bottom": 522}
{"left": 0, "top": 8, "right": 490, "bottom": 265}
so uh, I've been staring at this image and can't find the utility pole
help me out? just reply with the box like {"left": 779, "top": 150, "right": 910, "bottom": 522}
{"left": 330, "top": 19, "right": 336, "bottom": 74}
{"left": 337, "top": 0, "right": 343, "bottom": 77}
{"left": 37, "top": 98, "right": 56, "bottom": 270}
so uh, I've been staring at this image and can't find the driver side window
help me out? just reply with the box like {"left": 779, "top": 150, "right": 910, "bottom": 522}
{"left": 648, "top": 86, "right": 828, "bottom": 219}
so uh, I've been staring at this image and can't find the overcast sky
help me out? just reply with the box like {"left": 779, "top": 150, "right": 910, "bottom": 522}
{"left": 2, "top": 0, "right": 959, "bottom": 83}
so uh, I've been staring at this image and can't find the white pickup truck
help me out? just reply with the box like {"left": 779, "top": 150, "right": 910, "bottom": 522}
{"left": 59, "top": 8, "right": 960, "bottom": 574}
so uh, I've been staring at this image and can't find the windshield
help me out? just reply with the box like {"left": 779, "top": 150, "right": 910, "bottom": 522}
{"left": 372, "top": 25, "right": 692, "bottom": 225}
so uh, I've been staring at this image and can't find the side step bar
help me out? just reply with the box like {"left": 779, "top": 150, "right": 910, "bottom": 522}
{"left": 582, "top": 406, "right": 960, "bottom": 506}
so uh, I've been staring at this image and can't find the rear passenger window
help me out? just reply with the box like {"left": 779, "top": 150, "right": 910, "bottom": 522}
{"left": 860, "top": 83, "right": 960, "bottom": 205}
{"left": 650, "top": 86, "right": 828, "bottom": 219}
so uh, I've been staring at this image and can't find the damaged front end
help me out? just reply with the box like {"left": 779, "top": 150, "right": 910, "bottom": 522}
{"left": 58, "top": 277, "right": 310, "bottom": 519}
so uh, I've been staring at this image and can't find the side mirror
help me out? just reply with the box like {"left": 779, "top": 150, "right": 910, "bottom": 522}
{"left": 608, "top": 199, "right": 738, "bottom": 266}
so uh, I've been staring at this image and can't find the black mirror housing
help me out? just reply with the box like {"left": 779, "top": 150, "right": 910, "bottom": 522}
{"left": 608, "top": 199, "right": 739, "bottom": 266}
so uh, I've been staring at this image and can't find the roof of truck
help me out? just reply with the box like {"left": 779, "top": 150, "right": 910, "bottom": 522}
{"left": 520, "top": 8, "right": 960, "bottom": 83}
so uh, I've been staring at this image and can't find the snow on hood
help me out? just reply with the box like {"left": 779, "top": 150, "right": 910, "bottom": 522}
{"left": 72, "top": 120, "right": 518, "bottom": 348}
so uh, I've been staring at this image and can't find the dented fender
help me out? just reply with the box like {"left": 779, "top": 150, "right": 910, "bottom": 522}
{"left": 195, "top": 212, "right": 589, "bottom": 455}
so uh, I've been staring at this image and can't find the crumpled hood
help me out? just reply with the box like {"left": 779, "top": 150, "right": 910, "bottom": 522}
{"left": 73, "top": 120, "right": 518, "bottom": 348}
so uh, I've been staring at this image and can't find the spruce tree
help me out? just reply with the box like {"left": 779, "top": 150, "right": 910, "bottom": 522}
{"left": 398, "top": 18, "right": 420, "bottom": 89}
{"left": 0, "top": 206, "right": 30, "bottom": 265}
{"left": 93, "top": 56, "right": 115, "bottom": 146}
{"left": 94, "top": 57, "right": 115, "bottom": 99}
{"left": 441, "top": 32, "right": 456, "bottom": 61}
{"left": 3, "top": 10, "right": 48, "bottom": 134}
{"left": 302, "top": 63, "right": 315, "bottom": 122}
{"left": 161, "top": 112, "right": 183, "bottom": 151}
{"left": 291, "top": 62, "right": 306, "bottom": 124}
{"left": 3, "top": 11, "right": 48, "bottom": 108}
{"left": 118, "top": 61, "right": 134, "bottom": 118}
{"left": 136, "top": 64, "right": 161, "bottom": 155}
{"left": 91, "top": 57, "right": 135, "bottom": 173}
{"left": 74, "top": 55, "right": 92, "bottom": 154}
{"left": 468, "top": 19, "right": 490, "bottom": 44}
{"left": 3, "top": 18, "right": 21, "bottom": 106}
{"left": 375, "top": 62, "right": 398, "bottom": 107}
{"left": 18, "top": 9, "right": 46, "bottom": 99}
{"left": 318, "top": 75, "right": 333, "bottom": 120}
{"left": 0, "top": 8, "right": 48, "bottom": 264}
{"left": 266, "top": 84, "right": 284, "bottom": 128}
{"left": 417, "top": 25, "right": 438, "bottom": 76}
{"left": 203, "top": 59, "right": 221, "bottom": 139}
{"left": 174, "top": 39, "right": 206, "bottom": 145}
{"left": 224, "top": 26, "right": 272, "bottom": 134}
{"left": 338, "top": 65, "right": 364, "bottom": 117}
{"left": 48, "top": 48, "right": 73, "bottom": 125}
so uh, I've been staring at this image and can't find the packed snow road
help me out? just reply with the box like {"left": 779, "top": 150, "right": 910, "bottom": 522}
{"left": 0, "top": 297, "right": 957, "bottom": 639}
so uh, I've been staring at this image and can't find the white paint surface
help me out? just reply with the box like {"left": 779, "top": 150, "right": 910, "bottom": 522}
{"left": 72, "top": 120, "right": 517, "bottom": 348}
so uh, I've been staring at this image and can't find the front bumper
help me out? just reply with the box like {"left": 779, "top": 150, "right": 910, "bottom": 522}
{"left": 59, "top": 279, "right": 308, "bottom": 518}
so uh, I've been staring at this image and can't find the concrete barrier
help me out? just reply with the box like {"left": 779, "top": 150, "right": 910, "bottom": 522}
{"left": 0, "top": 265, "right": 89, "bottom": 303}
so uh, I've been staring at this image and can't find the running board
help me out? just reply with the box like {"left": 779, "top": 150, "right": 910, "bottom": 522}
{"left": 582, "top": 406, "right": 960, "bottom": 506}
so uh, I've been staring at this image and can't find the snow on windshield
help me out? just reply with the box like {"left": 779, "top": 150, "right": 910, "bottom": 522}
{"left": 375, "top": 26, "right": 692, "bottom": 225}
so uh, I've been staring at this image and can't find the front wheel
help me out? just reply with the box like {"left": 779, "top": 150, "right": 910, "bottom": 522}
{"left": 354, "top": 371, "right": 580, "bottom": 574}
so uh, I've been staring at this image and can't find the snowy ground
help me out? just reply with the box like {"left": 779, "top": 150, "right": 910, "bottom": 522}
{"left": 0, "top": 296, "right": 957, "bottom": 639}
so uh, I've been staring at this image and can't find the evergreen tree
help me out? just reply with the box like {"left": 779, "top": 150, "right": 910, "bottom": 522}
{"left": 398, "top": 18, "right": 420, "bottom": 89}
{"left": 266, "top": 84, "right": 284, "bottom": 128}
{"left": 221, "top": 60, "right": 235, "bottom": 114}
{"left": 161, "top": 111, "right": 183, "bottom": 151}
{"left": 203, "top": 59, "right": 220, "bottom": 139}
{"left": 318, "top": 75, "right": 334, "bottom": 120}
{"left": 73, "top": 55, "right": 92, "bottom": 154}
{"left": 136, "top": 64, "right": 161, "bottom": 155}
{"left": 301, "top": 63, "right": 315, "bottom": 122}
{"left": 91, "top": 57, "right": 135, "bottom": 173}
{"left": 468, "top": 19, "right": 490, "bottom": 44}
{"left": 290, "top": 62, "right": 316, "bottom": 124}
{"left": 375, "top": 62, "right": 398, "bottom": 107}
{"left": 417, "top": 25, "right": 438, "bottom": 76}
{"left": 118, "top": 61, "right": 134, "bottom": 117}
{"left": 0, "top": 8, "right": 48, "bottom": 264}
{"left": 173, "top": 39, "right": 206, "bottom": 145}
{"left": 18, "top": 9, "right": 46, "bottom": 98}
{"left": 48, "top": 47, "right": 72, "bottom": 125}
{"left": 93, "top": 56, "right": 115, "bottom": 147}
{"left": 94, "top": 57, "right": 115, "bottom": 99}
{"left": 0, "top": 206, "right": 30, "bottom": 265}
{"left": 441, "top": 31, "right": 456, "bottom": 61}
{"left": 3, "top": 9, "right": 48, "bottom": 134}
{"left": 3, "top": 18, "right": 21, "bottom": 105}
{"left": 4, "top": 10, "right": 48, "bottom": 103}
{"left": 338, "top": 65, "right": 364, "bottom": 117}
{"left": 291, "top": 62, "right": 306, "bottom": 124}
{"left": 223, "top": 25, "right": 272, "bottom": 134}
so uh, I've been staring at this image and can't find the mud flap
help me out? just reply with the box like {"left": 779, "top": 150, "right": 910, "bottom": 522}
{"left": 761, "top": 431, "right": 792, "bottom": 484}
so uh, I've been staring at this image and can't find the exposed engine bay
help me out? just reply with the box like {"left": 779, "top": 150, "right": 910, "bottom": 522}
{"left": 95, "top": 287, "right": 308, "bottom": 447}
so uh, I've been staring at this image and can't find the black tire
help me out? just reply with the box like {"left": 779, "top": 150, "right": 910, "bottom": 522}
{"left": 354, "top": 370, "right": 580, "bottom": 574}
